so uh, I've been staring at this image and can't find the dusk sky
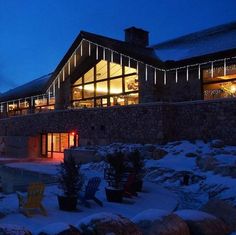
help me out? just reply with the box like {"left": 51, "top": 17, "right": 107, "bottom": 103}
{"left": 1, "top": 0, "right": 236, "bottom": 93}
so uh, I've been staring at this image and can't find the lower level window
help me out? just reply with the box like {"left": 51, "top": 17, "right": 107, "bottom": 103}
{"left": 72, "top": 93, "right": 138, "bottom": 108}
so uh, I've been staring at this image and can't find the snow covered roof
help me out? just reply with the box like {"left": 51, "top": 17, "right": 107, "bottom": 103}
{"left": 0, "top": 73, "right": 52, "bottom": 102}
{"left": 152, "top": 21, "right": 236, "bottom": 62}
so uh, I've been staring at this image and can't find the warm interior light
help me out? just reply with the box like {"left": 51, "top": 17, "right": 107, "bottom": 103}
{"left": 230, "top": 85, "right": 236, "bottom": 93}
{"left": 71, "top": 131, "right": 76, "bottom": 136}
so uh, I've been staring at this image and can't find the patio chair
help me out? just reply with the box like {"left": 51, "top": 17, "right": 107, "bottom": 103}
{"left": 16, "top": 182, "right": 47, "bottom": 217}
{"left": 79, "top": 177, "right": 103, "bottom": 208}
{"left": 123, "top": 173, "right": 138, "bottom": 198}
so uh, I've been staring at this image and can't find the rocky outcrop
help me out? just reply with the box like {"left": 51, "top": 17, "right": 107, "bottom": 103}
{"left": 77, "top": 213, "right": 142, "bottom": 235}
{"left": 175, "top": 209, "right": 230, "bottom": 235}
{"left": 201, "top": 199, "right": 236, "bottom": 232}
{"left": 133, "top": 209, "right": 190, "bottom": 235}
{"left": 37, "top": 223, "right": 80, "bottom": 235}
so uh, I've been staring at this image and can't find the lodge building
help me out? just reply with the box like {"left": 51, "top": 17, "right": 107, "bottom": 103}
{"left": 0, "top": 22, "right": 236, "bottom": 158}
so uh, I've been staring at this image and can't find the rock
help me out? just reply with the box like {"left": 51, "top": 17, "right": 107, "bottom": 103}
{"left": 149, "top": 214, "right": 190, "bottom": 235}
{"left": 152, "top": 148, "right": 168, "bottom": 160}
{"left": 185, "top": 152, "right": 198, "bottom": 158}
{"left": 175, "top": 209, "right": 230, "bottom": 235}
{"left": 210, "top": 139, "right": 225, "bottom": 148}
{"left": 132, "top": 209, "right": 190, "bottom": 235}
{"left": 196, "top": 156, "right": 217, "bottom": 171}
{"left": 0, "top": 224, "right": 32, "bottom": 235}
{"left": 201, "top": 199, "right": 236, "bottom": 232}
{"left": 214, "top": 165, "right": 236, "bottom": 178}
{"left": 77, "top": 212, "right": 142, "bottom": 235}
{"left": 37, "top": 223, "right": 80, "bottom": 235}
{"left": 143, "top": 144, "right": 156, "bottom": 152}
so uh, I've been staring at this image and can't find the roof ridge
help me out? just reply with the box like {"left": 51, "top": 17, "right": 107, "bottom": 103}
{"left": 152, "top": 20, "right": 236, "bottom": 48}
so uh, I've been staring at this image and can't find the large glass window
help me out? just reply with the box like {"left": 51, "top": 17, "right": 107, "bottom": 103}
{"left": 72, "top": 60, "right": 139, "bottom": 108}
{"left": 96, "top": 60, "right": 108, "bottom": 80}
{"left": 203, "top": 63, "right": 236, "bottom": 100}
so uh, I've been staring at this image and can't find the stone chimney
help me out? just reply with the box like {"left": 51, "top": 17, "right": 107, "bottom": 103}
{"left": 125, "top": 27, "right": 149, "bottom": 47}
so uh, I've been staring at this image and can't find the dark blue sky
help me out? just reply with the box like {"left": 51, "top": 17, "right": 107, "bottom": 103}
{"left": 1, "top": 0, "right": 236, "bottom": 93}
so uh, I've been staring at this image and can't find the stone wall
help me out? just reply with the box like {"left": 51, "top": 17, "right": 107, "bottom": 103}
{"left": 0, "top": 98, "right": 235, "bottom": 157}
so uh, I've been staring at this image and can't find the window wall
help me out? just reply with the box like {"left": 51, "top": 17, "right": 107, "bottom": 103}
{"left": 203, "top": 63, "right": 236, "bottom": 100}
{"left": 72, "top": 60, "right": 139, "bottom": 108}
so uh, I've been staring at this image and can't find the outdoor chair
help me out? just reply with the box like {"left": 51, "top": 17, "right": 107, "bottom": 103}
{"left": 123, "top": 173, "right": 138, "bottom": 198}
{"left": 16, "top": 182, "right": 47, "bottom": 217}
{"left": 79, "top": 177, "right": 103, "bottom": 208}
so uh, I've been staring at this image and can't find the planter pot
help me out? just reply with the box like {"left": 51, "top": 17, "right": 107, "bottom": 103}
{"left": 105, "top": 187, "right": 123, "bottom": 203}
{"left": 57, "top": 195, "right": 77, "bottom": 211}
{"left": 135, "top": 180, "right": 143, "bottom": 192}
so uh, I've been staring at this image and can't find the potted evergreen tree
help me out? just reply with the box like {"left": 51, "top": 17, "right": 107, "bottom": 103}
{"left": 57, "top": 155, "right": 84, "bottom": 211}
{"left": 127, "top": 150, "right": 145, "bottom": 192}
{"left": 104, "top": 151, "right": 126, "bottom": 203}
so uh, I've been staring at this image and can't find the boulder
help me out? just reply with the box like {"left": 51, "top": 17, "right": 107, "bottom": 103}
{"left": 152, "top": 148, "right": 168, "bottom": 160}
{"left": 132, "top": 209, "right": 190, "bottom": 235}
{"left": 185, "top": 152, "right": 199, "bottom": 158}
{"left": 175, "top": 209, "right": 230, "bottom": 235}
{"left": 0, "top": 224, "right": 32, "bottom": 235}
{"left": 196, "top": 156, "right": 217, "bottom": 171}
{"left": 77, "top": 212, "right": 142, "bottom": 235}
{"left": 210, "top": 139, "right": 225, "bottom": 148}
{"left": 37, "top": 223, "right": 80, "bottom": 235}
{"left": 201, "top": 199, "right": 236, "bottom": 232}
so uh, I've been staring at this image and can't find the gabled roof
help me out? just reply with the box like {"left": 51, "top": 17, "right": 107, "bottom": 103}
{"left": 49, "top": 30, "right": 161, "bottom": 85}
{"left": 152, "top": 21, "right": 236, "bottom": 62}
{"left": 0, "top": 73, "right": 52, "bottom": 102}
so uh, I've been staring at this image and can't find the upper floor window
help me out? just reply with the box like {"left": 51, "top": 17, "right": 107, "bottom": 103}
{"left": 72, "top": 60, "right": 139, "bottom": 108}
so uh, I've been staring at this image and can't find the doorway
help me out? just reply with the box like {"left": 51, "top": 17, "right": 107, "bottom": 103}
{"left": 41, "top": 132, "right": 78, "bottom": 158}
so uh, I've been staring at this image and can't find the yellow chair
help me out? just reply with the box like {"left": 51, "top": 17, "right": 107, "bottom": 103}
{"left": 16, "top": 182, "right": 47, "bottom": 217}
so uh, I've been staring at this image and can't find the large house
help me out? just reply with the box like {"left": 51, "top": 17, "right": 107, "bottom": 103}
{"left": 0, "top": 22, "right": 236, "bottom": 158}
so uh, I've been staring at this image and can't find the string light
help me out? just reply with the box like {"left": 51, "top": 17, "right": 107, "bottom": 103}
{"left": 154, "top": 69, "right": 157, "bottom": 84}
{"left": 145, "top": 64, "right": 148, "bottom": 81}
{"left": 103, "top": 48, "right": 106, "bottom": 60}
{"left": 164, "top": 71, "right": 167, "bottom": 85}
{"left": 111, "top": 50, "right": 113, "bottom": 63}
{"left": 74, "top": 53, "right": 77, "bottom": 67}
{"left": 198, "top": 64, "right": 201, "bottom": 80}
{"left": 2, "top": 38, "right": 236, "bottom": 110}
{"left": 186, "top": 66, "right": 189, "bottom": 82}
{"left": 80, "top": 42, "right": 83, "bottom": 56}
{"left": 224, "top": 59, "right": 227, "bottom": 76}
{"left": 211, "top": 62, "right": 214, "bottom": 78}
{"left": 88, "top": 42, "right": 91, "bottom": 56}
{"left": 96, "top": 45, "right": 99, "bottom": 60}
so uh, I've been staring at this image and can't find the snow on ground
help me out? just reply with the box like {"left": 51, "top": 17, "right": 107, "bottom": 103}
{"left": 0, "top": 139, "right": 236, "bottom": 233}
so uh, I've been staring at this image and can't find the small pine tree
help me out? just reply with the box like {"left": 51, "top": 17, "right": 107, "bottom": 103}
{"left": 58, "top": 155, "right": 84, "bottom": 197}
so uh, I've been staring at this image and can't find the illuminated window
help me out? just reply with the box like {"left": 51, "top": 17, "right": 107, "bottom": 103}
{"left": 125, "top": 75, "right": 138, "bottom": 92}
{"left": 72, "top": 60, "right": 139, "bottom": 108}
{"left": 84, "top": 84, "right": 94, "bottom": 98}
{"left": 96, "top": 81, "right": 108, "bottom": 96}
{"left": 110, "top": 78, "right": 123, "bottom": 94}
{"left": 74, "top": 77, "right": 82, "bottom": 85}
{"left": 125, "top": 66, "right": 136, "bottom": 75}
{"left": 96, "top": 60, "right": 108, "bottom": 80}
{"left": 84, "top": 68, "right": 94, "bottom": 83}
{"left": 203, "top": 63, "right": 236, "bottom": 100}
{"left": 73, "top": 86, "right": 83, "bottom": 100}
{"left": 110, "top": 62, "right": 122, "bottom": 77}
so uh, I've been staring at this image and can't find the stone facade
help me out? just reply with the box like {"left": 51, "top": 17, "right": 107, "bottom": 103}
{"left": 0, "top": 98, "right": 235, "bottom": 158}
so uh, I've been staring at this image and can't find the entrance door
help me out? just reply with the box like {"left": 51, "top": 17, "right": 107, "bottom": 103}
{"left": 41, "top": 132, "right": 78, "bottom": 158}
